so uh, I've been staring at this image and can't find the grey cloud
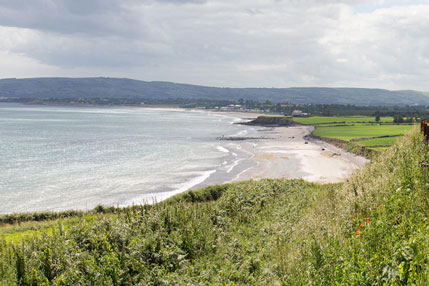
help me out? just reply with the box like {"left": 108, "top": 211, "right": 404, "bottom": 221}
{"left": 154, "top": 0, "right": 207, "bottom": 3}
{"left": 0, "top": 0, "right": 122, "bottom": 35}
{"left": 1, "top": 0, "right": 429, "bottom": 90}
{"left": 0, "top": 0, "right": 208, "bottom": 37}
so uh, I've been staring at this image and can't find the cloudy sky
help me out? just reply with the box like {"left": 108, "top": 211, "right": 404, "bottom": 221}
{"left": 1, "top": 0, "right": 429, "bottom": 90}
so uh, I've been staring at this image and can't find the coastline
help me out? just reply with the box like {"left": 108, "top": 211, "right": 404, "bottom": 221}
{"left": 111, "top": 107, "right": 368, "bottom": 206}
{"left": 225, "top": 125, "right": 368, "bottom": 184}
{"left": 181, "top": 108, "right": 367, "bottom": 183}
{"left": 133, "top": 107, "right": 368, "bottom": 188}
{"left": 0, "top": 104, "right": 368, "bottom": 213}
{"left": 139, "top": 106, "right": 267, "bottom": 120}
{"left": 141, "top": 108, "right": 369, "bottom": 197}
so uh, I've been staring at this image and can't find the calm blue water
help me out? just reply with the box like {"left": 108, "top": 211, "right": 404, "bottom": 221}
{"left": 0, "top": 104, "right": 261, "bottom": 213}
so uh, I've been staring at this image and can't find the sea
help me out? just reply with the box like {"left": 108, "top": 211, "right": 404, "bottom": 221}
{"left": 0, "top": 103, "right": 264, "bottom": 213}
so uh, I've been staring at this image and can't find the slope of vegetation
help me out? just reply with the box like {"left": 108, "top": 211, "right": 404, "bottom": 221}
{"left": 1, "top": 128, "right": 428, "bottom": 285}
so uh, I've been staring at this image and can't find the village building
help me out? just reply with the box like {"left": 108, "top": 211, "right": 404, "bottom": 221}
{"left": 291, "top": 109, "right": 309, "bottom": 117}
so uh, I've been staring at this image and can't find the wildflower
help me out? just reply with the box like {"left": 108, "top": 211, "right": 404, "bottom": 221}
{"left": 356, "top": 230, "right": 361, "bottom": 237}
{"left": 359, "top": 224, "right": 364, "bottom": 230}
{"left": 367, "top": 218, "right": 370, "bottom": 224}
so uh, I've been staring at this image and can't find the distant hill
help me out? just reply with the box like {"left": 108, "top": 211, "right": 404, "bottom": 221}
{"left": 0, "top": 77, "right": 428, "bottom": 106}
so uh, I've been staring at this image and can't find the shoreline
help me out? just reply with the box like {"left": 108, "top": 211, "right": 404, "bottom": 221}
{"left": 225, "top": 125, "right": 368, "bottom": 184}
{"left": 164, "top": 108, "right": 369, "bottom": 184}
{"left": 1, "top": 102, "right": 269, "bottom": 119}
{"left": 139, "top": 108, "right": 368, "bottom": 196}
{"left": 127, "top": 108, "right": 369, "bottom": 195}
{"left": 0, "top": 104, "right": 368, "bottom": 214}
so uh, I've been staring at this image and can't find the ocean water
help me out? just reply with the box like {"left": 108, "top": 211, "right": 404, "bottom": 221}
{"left": 0, "top": 103, "right": 262, "bottom": 213}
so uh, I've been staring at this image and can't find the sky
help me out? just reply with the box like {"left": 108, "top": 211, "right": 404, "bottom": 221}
{"left": 1, "top": 0, "right": 429, "bottom": 90}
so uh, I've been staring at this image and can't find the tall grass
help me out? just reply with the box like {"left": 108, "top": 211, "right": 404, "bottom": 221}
{"left": 289, "top": 127, "right": 429, "bottom": 284}
{"left": 0, "top": 127, "right": 428, "bottom": 285}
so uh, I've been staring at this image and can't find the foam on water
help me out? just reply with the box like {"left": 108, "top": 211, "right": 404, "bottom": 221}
{"left": 216, "top": 146, "right": 229, "bottom": 153}
{"left": 126, "top": 170, "right": 218, "bottom": 205}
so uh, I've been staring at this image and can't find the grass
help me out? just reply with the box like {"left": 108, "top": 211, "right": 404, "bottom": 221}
{"left": 369, "top": 146, "right": 389, "bottom": 152}
{"left": 358, "top": 136, "right": 401, "bottom": 147}
{"left": 294, "top": 116, "right": 415, "bottom": 155}
{"left": 293, "top": 116, "right": 393, "bottom": 125}
{"left": 0, "top": 215, "right": 106, "bottom": 244}
{"left": 1, "top": 127, "right": 428, "bottom": 285}
{"left": 312, "top": 125, "right": 413, "bottom": 141}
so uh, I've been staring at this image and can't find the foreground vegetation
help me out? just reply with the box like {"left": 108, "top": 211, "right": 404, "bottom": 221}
{"left": 1, "top": 127, "right": 428, "bottom": 285}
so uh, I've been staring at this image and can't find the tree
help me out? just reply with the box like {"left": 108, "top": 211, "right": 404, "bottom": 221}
{"left": 393, "top": 115, "right": 404, "bottom": 124}
{"left": 375, "top": 115, "right": 380, "bottom": 122}
{"left": 275, "top": 103, "right": 282, "bottom": 113}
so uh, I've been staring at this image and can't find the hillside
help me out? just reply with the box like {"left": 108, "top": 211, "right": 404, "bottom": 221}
{"left": 1, "top": 127, "right": 428, "bottom": 284}
{"left": 1, "top": 77, "right": 429, "bottom": 106}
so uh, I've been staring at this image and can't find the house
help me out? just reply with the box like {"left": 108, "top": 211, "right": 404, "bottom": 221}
{"left": 220, "top": 104, "right": 245, "bottom": 112}
{"left": 291, "top": 110, "right": 308, "bottom": 117}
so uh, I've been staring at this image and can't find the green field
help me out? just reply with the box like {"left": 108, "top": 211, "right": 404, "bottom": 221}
{"left": 312, "top": 125, "right": 413, "bottom": 141}
{"left": 358, "top": 136, "right": 401, "bottom": 147}
{"left": 293, "top": 116, "right": 393, "bottom": 125}
{"left": 293, "top": 116, "right": 415, "bottom": 154}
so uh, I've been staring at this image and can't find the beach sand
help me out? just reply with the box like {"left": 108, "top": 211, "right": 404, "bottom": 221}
{"left": 230, "top": 125, "right": 368, "bottom": 184}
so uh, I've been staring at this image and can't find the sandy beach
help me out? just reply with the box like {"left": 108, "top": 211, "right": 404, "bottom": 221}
{"left": 229, "top": 124, "right": 367, "bottom": 183}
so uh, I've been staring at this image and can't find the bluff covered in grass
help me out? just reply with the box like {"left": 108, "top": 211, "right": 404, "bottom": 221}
{"left": 240, "top": 115, "right": 293, "bottom": 127}
{"left": 0, "top": 128, "right": 428, "bottom": 285}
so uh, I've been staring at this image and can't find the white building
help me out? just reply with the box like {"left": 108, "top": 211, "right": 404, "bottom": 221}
{"left": 291, "top": 110, "right": 308, "bottom": 117}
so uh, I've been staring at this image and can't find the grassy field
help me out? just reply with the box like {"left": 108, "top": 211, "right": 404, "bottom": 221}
{"left": 359, "top": 136, "right": 400, "bottom": 147}
{"left": 312, "top": 124, "right": 413, "bottom": 141}
{"left": 293, "top": 116, "right": 415, "bottom": 154}
{"left": 293, "top": 116, "right": 393, "bottom": 125}
{"left": 0, "top": 128, "right": 428, "bottom": 284}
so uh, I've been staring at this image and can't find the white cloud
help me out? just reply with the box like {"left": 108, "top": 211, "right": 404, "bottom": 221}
{"left": 0, "top": 51, "right": 57, "bottom": 78}
{"left": 0, "top": 0, "right": 429, "bottom": 90}
{"left": 320, "top": 4, "right": 429, "bottom": 88}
